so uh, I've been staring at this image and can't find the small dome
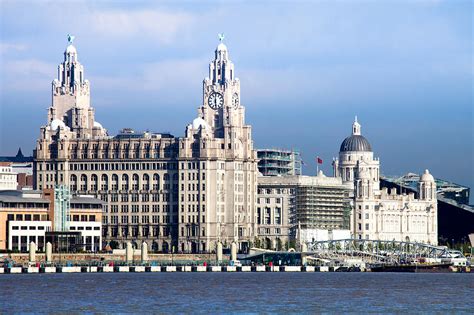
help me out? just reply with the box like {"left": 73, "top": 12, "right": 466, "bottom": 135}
{"left": 50, "top": 119, "right": 66, "bottom": 131}
{"left": 420, "top": 169, "right": 434, "bottom": 182}
{"left": 340, "top": 135, "right": 372, "bottom": 152}
{"left": 217, "top": 43, "right": 227, "bottom": 51}
{"left": 317, "top": 170, "right": 326, "bottom": 177}
{"left": 66, "top": 44, "right": 77, "bottom": 54}
{"left": 93, "top": 121, "right": 103, "bottom": 129}
{"left": 192, "top": 117, "right": 209, "bottom": 130}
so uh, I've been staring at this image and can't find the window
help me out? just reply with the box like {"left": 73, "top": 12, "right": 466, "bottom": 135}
{"left": 365, "top": 213, "right": 369, "bottom": 219}
{"left": 275, "top": 208, "right": 281, "bottom": 225}
{"left": 265, "top": 208, "right": 271, "bottom": 224}
{"left": 365, "top": 223, "right": 369, "bottom": 231}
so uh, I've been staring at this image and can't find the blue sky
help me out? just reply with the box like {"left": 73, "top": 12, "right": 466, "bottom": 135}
{"left": 0, "top": 0, "right": 472, "bottom": 196}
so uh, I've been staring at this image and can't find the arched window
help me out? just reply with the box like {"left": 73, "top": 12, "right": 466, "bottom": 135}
{"left": 164, "top": 174, "right": 170, "bottom": 181}
{"left": 70, "top": 174, "right": 77, "bottom": 191}
{"left": 91, "top": 174, "right": 98, "bottom": 190}
{"left": 152, "top": 174, "right": 160, "bottom": 190}
{"left": 80, "top": 174, "right": 88, "bottom": 191}
{"left": 143, "top": 174, "right": 150, "bottom": 190}
{"left": 111, "top": 174, "right": 118, "bottom": 190}
{"left": 101, "top": 174, "right": 108, "bottom": 191}
{"left": 122, "top": 174, "right": 129, "bottom": 190}
{"left": 132, "top": 174, "right": 139, "bottom": 190}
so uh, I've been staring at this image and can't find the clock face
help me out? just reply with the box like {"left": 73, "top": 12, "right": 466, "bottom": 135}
{"left": 208, "top": 92, "right": 224, "bottom": 110}
{"left": 232, "top": 93, "right": 239, "bottom": 108}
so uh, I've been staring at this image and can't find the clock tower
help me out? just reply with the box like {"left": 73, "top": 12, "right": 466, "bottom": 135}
{"left": 180, "top": 35, "right": 258, "bottom": 253}
{"left": 200, "top": 35, "right": 246, "bottom": 140}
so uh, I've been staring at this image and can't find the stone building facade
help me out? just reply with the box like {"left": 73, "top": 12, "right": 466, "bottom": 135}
{"left": 333, "top": 118, "right": 438, "bottom": 244}
{"left": 0, "top": 162, "right": 18, "bottom": 190}
{"left": 256, "top": 172, "right": 352, "bottom": 249}
{"left": 34, "top": 37, "right": 258, "bottom": 253}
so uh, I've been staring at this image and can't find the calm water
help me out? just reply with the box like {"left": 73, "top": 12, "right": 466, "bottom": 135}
{"left": 1, "top": 273, "right": 473, "bottom": 313}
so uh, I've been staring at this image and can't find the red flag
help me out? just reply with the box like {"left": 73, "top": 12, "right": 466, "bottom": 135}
{"left": 317, "top": 157, "right": 323, "bottom": 164}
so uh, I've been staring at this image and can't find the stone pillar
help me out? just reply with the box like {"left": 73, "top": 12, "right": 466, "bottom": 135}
{"left": 141, "top": 242, "right": 148, "bottom": 262}
{"left": 301, "top": 242, "right": 307, "bottom": 253}
{"left": 301, "top": 242, "right": 308, "bottom": 266}
{"left": 126, "top": 242, "right": 133, "bottom": 263}
{"left": 231, "top": 242, "right": 237, "bottom": 261}
{"left": 216, "top": 242, "right": 223, "bottom": 262}
{"left": 46, "top": 242, "right": 52, "bottom": 262}
{"left": 29, "top": 242, "right": 36, "bottom": 263}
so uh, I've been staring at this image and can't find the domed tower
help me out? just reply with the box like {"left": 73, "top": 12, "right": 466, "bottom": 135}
{"left": 200, "top": 34, "right": 245, "bottom": 140}
{"left": 418, "top": 169, "right": 437, "bottom": 200}
{"left": 44, "top": 35, "right": 105, "bottom": 139}
{"left": 333, "top": 117, "right": 380, "bottom": 191}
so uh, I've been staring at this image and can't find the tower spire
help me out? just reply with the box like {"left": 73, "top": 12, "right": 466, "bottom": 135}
{"left": 352, "top": 116, "right": 361, "bottom": 135}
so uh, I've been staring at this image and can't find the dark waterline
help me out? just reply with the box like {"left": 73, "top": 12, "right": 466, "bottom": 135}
{"left": 1, "top": 273, "right": 473, "bottom": 313}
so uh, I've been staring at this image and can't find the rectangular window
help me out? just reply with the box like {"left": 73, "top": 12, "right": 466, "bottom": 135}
{"left": 275, "top": 207, "right": 281, "bottom": 225}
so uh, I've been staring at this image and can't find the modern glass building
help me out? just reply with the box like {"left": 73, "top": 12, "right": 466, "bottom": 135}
{"left": 257, "top": 149, "right": 302, "bottom": 176}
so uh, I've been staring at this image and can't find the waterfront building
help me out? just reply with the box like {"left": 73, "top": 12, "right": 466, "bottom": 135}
{"left": 334, "top": 118, "right": 438, "bottom": 244}
{"left": 0, "top": 189, "right": 102, "bottom": 252}
{"left": 382, "top": 172, "right": 471, "bottom": 206}
{"left": 381, "top": 176, "right": 474, "bottom": 244}
{"left": 257, "top": 172, "right": 351, "bottom": 248}
{"left": 333, "top": 117, "right": 380, "bottom": 192}
{"left": 0, "top": 149, "right": 34, "bottom": 190}
{"left": 34, "top": 36, "right": 258, "bottom": 253}
{"left": 0, "top": 162, "right": 18, "bottom": 190}
{"left": 257, "top": 149, "right": 302, "bottom": 176}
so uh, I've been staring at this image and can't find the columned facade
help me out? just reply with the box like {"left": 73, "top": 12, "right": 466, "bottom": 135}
{"left": 34, "top": 36, "right": 257, "bottom": 253}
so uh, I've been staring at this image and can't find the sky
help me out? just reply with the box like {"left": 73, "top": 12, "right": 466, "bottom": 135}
{"left": 0, "top": 0, "right": 472, "bottom": 198}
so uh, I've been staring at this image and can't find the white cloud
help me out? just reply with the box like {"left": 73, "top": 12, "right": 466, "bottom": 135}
{"left": 90, "top": 9, "right": 195, "bottom": 44}
{"left": 88, "top": 57, "right": 206, "bottom": 107}
{"left": 0, "top": 42, "right": 27, "bottom": 54}
{"left": 1, "top": 59, "right": 55, "bottom": 91}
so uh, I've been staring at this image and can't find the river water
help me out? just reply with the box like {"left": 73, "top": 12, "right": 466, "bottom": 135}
{"left": 1, "top": 273, "right": 472, "bottom": 313}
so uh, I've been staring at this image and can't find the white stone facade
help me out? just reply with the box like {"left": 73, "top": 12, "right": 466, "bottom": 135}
{"left": 334, "top": 118, "right": 438, "bottom": 245}
{"left": 257, "top": 173, "right": 352, "bottom": 248}
{"left": 0, "top": 163, "right": 17, "bottom": 190}
{"left": 34, "top": 37, "right": 258, "bottom": 253}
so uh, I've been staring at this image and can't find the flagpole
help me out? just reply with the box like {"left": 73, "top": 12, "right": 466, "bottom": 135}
{"left": 316, "top": 156, "right": 319, "bottom": 174}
